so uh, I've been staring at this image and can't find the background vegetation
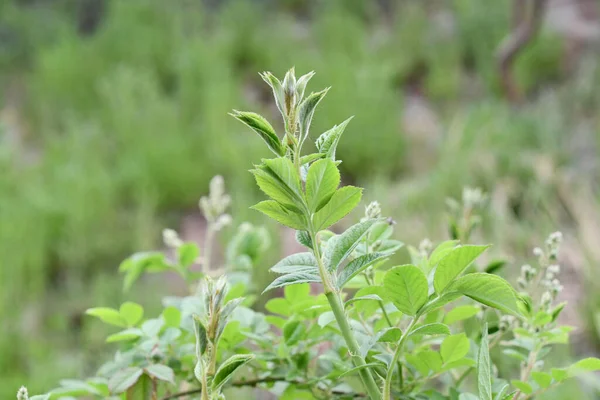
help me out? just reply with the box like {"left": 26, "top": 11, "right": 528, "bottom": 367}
{"left": 1, "top": 0, "right": 600, "bottom": 398}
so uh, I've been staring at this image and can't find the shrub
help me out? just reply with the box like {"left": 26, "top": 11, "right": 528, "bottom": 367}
{"left": 20, "top": 69, "right": 599, "bottom": 400}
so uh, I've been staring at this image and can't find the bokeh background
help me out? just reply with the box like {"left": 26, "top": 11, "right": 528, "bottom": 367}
{"left": 2, "top": 0, "right": 600, "bottom": 398}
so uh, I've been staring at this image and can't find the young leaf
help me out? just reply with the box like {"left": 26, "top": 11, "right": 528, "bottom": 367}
{"left": 441, "top": 334, "right": 470, "bottom": 364}
{"left": 108, "top": 367, "right": 144, "bottom": 394}
{"left": 262, "top": 272, "right": 321, "bottom": 293}
{"left": 359, "top": 327, "right": 402, "bottom": 357}
{"left": 409, "top": 323, "right": 451, "bottom": 338}
{"left": 325, "top": 219, "right": 377, "bottom": 272}
{"left": 449, "top": 273, "right": 522, "bottom": 316}
{"left": 295, "top": 230, "right": 313, "bottom": 249}
{"left": 119, "top": 302, "right": 144, "bottom": 327}
{"left": 317, "top": 311, "right": 336, "bottom": 328}
{"left": 298, "top": 88, "right": 329, "bottom": 141}
{"left": 145, "top": 365, "right": 175, "bottom": 385}
{"left": 383, "top": 265, "right": 428, "bottom": 316}
{"left": 86, "top": 307, "right": 128, "bottom": 328}
{"left": 251, "top": 200, "right": 306, "bottom": 230}
{"left": 212, "top": 354, "right": 255, "bottom": 392}
{"left": 313, "top": 186, "right": 363, "bottom": 230}
{"left": 295, "top": 71, "right": 315, "bottom": 101}
{"left": 337, "top": 252, "right": 387, "bottom": 289}
{"left": 193, "top": 315, "right": 208, "bottom": 358}
{"left": 434, "top": 245, "right": 490, "bottom": 293}
{"left": 270, "top": 252, "right": 318, "bottom": 274}
{"left": 477, "top": 324, "right": 493, "bottom": 400}
{"left": 230, "top": 110, "right": 284, "bottom": 156}
{"left": 315, "top": 117, "right": 353, "bottom": 162}
{"left": 305, "top": 159, "right": 340, "bottom": 212}
{"left": 259, "top": 72, "right": 286, "bottom": 118}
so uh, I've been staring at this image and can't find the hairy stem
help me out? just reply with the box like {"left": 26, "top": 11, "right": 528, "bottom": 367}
{"left": 384, "top": 317, "right": 418, "bottom": 400}
{"left": 310, "top": 230, "right": 382, "bottom": 400}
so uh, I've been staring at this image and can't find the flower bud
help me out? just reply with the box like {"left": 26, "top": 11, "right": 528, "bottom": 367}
{"left": 17, "top": 387, "right": 28, "bottom": 400}
{"left": 282, "top": 68, "right": 297, "bottom": 115}
{"left": 365, "top": 201, "right": 382, "bottom": 219}
{"left": 163, "top": 229, "right": 183, "bottom": 248}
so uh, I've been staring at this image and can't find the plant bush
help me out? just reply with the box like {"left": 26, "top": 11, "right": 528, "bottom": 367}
{"left": 19, "top": 68, "right": 600, "bottom": 400}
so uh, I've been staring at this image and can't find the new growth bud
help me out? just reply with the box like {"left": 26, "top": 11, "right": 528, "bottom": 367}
{"left": 163, "top": 228, "right": 183, "bottom": 248}
{"left": 365, "top": 201, "right": 382, "bottom": 219}
{"left": 282, "top": 67, "right": 297, "bottom": 116}
{"left": 17, "top": 387, "right": 28, "bottom": 400}
{"left": 199, "top": 175, "right": 232, "bottom": 227}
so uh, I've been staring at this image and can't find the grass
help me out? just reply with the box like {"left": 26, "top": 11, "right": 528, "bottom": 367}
{"left": 0, "top": 0, "right": 598, "bottom": 397}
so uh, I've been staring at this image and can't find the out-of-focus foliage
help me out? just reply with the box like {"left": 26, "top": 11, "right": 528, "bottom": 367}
{"left": 2, "top": 0, "right": 599, "bottom": 398}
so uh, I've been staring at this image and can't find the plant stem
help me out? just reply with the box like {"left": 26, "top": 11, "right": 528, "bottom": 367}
{"left": 203, "top": 224, "right": 214, "bottom": 273}
{"left": 384, "top": 317, "right": 418, "bottom": 400}
{"left": 513, "top": 347, "right": 539, "bottom": 400}
{"left": 310, "top": 229, "right": 382, "bottom": 400}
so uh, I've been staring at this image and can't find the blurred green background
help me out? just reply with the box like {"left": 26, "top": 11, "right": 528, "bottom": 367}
{"left": 1, "top": 0, "right": 600, "bottom": 397}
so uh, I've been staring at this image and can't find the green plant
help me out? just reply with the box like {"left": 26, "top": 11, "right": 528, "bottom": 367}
{"left": 20, "top": 69, "right": 599, "bottom": 400}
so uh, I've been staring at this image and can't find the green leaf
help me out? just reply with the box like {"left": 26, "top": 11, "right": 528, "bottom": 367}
{"left": 444, "top": 305, "right": 481, "bottom": 325}
{"left": 298, "top": 88, "right": 329, "bottom": 140}
{"left": 531, "top": 371, "right": 552, "bottom": 388}
{"left": 325, "top": 219, "right": 377, "bottom": 272}
{"left": 251, "top": 162, "right": 303, "bottom": 211}
{"left": 119, "top": 302, "right": 144, "bottom": 327}
{"left": 568, "top": 357, "right": 600, "bottom": 376}
{"left": 360, "top": 327, "right": 402, "bottom": 357}
{"left": 305, "top": 159, "right": 340, "bottom": 212}
{"left": 178, "top": 243, "right": 200, "bottom": 268}
{"left": 441, "top": 333, "right": 470, "bottom": 364}
{"left": 296, "top": 70, "right": 315, "bottom": 101}
{"left": 345, "top": 294, "right": 383, "bottom": 308}
{"left": 420, "top": 292, "right": 462, "bottom": 314}
{"left": 263, "top": 272, "right": 321, "bottom": 293}
{"left": 383, "top": 265, "right": 428, "bottom": 316}
{"left": 315, "top": 117, "right": 353, "bottom": 162}
{"left": 259, "top": 71, "right": 286, "bottom": 118}
{"left": 409, "top": 323, "right": 450, "bottom": 338}
{"left": 551, "top": 368, "right": 568, "bottom": 382}
{"left": 511, "top": 380, "right": 532, "bottom": 394}
{"left": 270, "top": 252, "right": 318, "bottom": 275}
{"left": 262, "top": 157, "right": 303, "bottom": 198}
{"left": 337, "top": 252, "right": 387, "bottom": 288}
{"left": 106, "top": 328, "right": 143, "bottom": 343}
{"left": 313, "top": 186, "right": 363, "bottom": 230}
{"left": 283, "top": 320, "right": 305, "bottom": 346}
{"left": 230, "top": 110, "right": 284, "bottom": 156}
{"left": 126, "top": 373, "right": 152, "bottom": 400}
{"left": 162, "top": 306, "right": 181, "bottom": 328}
{"left": 193, "top": 315, "right": 208, "bottom": 358}
{"left": 145, "top": 364, "right": 175, "bottom": 385}
{"left": 295, "top": 230, "right": 313, "bottom": 249}
{"left": 212, "top": 354, "right": 254, "bottom": 392}
{"left": 428, "top": 240, "right": 459, "bottom": 269}
{"left": 434, "top": 245, "right": 490, "bottom": 293}
{"left": 449, "top": 273, "right": 522, "bottom": 316}
{"left": 252, "top": 200, "right": 306, "bottom": 230}
{"left": 284, "top": 283, "right": 311, "bottom": 302}
{"left": 108, "top": 367, "right": 144, "bottom": 394}
{"left": 477, "top": 324, "right": 493, "bottom": 400}
{"left": 86, "top": 307, "right": 127, "bottom": 328}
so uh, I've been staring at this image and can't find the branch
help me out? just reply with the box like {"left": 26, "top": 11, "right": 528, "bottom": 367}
{"left": 161, "top": 376, "right": 367, "bottom": 399}
{"left": 496, "top": 0, "right": 548, "bottom": 102}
